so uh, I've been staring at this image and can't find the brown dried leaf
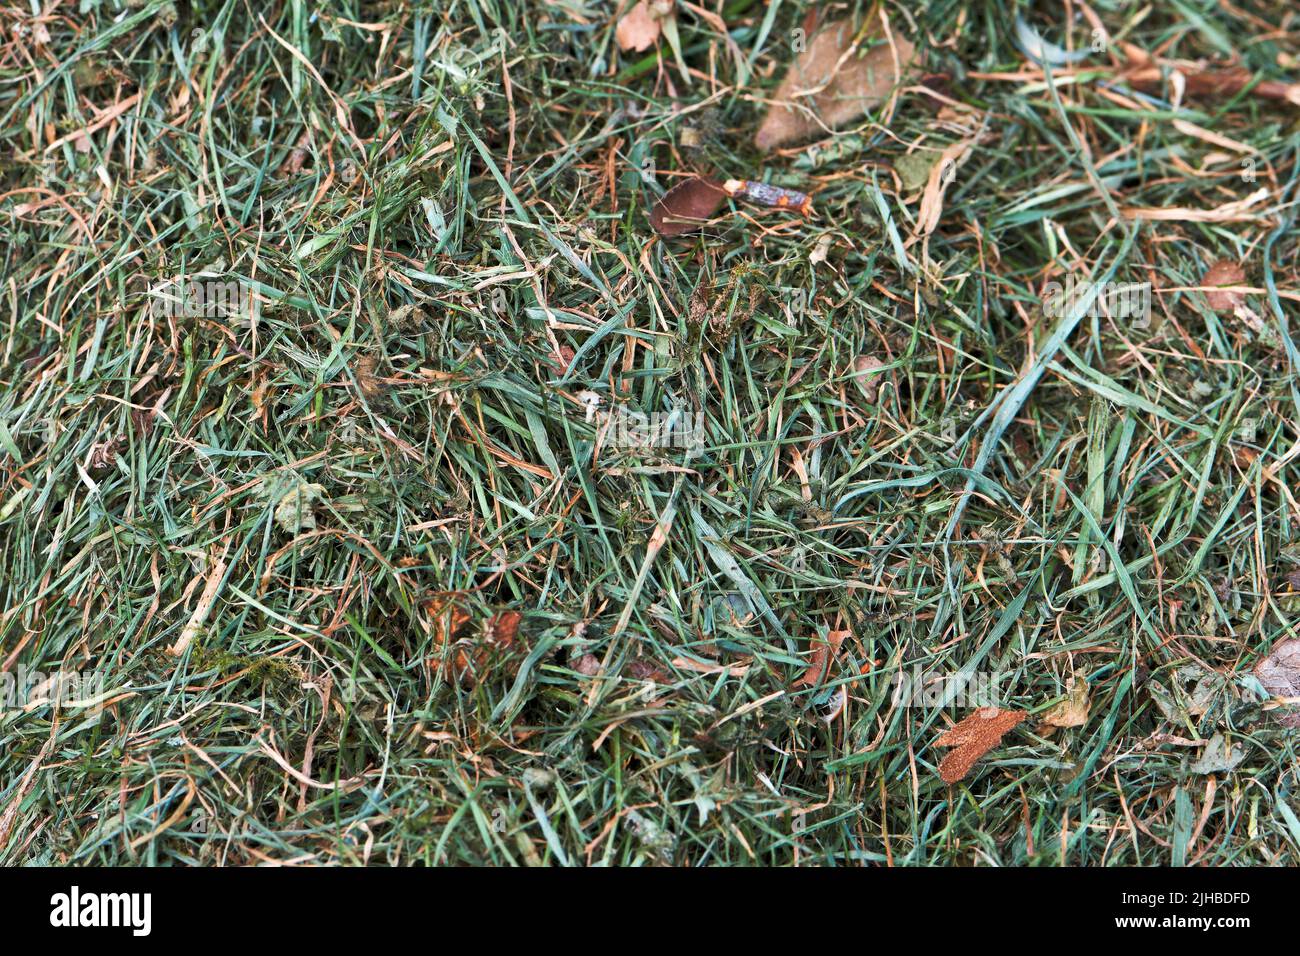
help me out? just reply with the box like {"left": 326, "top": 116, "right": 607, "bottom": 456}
{"left": 650, "top": 176, "right": 727, "bottom": 237}
{"left": 426, "top": 598, "right": 473, "bottom": 681}
{"left": 484, "top": 610, "right": 522, "bottom": 650}
{"left": 1037, "top": 678, "right": 1090, "bottom": 735}
{"left": 427, "top": 600, "right": 528, "bottom": 686}
{"left": 1254, "top": 638, "right": 1300, "bottom": 728}
{"left": 425, "top": 598, "right": 472, "bottom": 645}
{"left": 281, "top": 132, "right": 312, "bottom": 174}
{"left": 915, "top": 137, "right": 975, "bottom": 237}
{"left": 355, "top": 354, "right": 383, "bottom": 399}
{"left": 934, "top": 707, "right": 1026, "bottom": 784}
{"left": 546, "top": 344, "right": 576, "bottom": 375}
{"left": 88, "top": 437, "right": 121, "bottom": 470}
{"left": 249, "top": 383, "right": 270, "bottom": 422}
{"left": 755, "top": 11, "right": 916, "bottom": 151}
{"left": 1201, "top": 260, "right": 1247, "bottom": 313}
{"left": 625, "top": 658, "right": 671, "bottom": 683}
{"left": 794, "top": 629, "right": 849, "bottom": 687}
{"left": 615, "top": 1, "right": 662, "bottom": 53}
{"left": 850, "top": 355, "right": 885, "bottom": 401}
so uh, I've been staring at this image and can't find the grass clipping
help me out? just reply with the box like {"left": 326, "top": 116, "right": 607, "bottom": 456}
{"left": 755, "top": 9, "right": 916, "bottom": 151}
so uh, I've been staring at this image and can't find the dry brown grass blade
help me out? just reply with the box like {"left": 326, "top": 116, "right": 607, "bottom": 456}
{"left": 1121, "top": 187, "right": 1270, "bottom": 222}
{"left": 1120, "top": 58, "right": 1300, "bottom": 106}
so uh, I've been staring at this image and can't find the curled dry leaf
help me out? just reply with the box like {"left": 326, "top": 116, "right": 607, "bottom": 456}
{"left": 355, "top": 354, "right": 383, "bottom": 399}
{"left": 1201, "top": 260, "right": 1247, "bottom": 313}
{"left": 809, "top": 233, "right": 834, "bottom": 264}
{"left": 88, "top": 437, "right": 122, "bottom": 470}
{"left": 915, "top": 138, "right": 975, "bottom": 238}
{"left": 1254, "top": 638, "right": 1300, "bottom": 728}
{"left": 281, "top": 132, "right": 313, "bottom": 174}
{"left": 1037, "top": 678, "right": 1090, "bottom": 735}
{"left": 755, "top": 10, "right": 916, "bottom": 151}
{"left": 820, "top": 687, "right": 847, "bottom": 723}
{"left": 650, "top": 177, "right": 727, "bottom": 236}
{"left": 934, "top": 707, "right": 1026, "bottom": 784}
{"left": 546, "top": 344, "right": 577, "bottom": 376}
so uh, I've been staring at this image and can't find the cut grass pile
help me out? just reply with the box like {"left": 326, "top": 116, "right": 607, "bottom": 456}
{"left": 3, "top": 0, "right": 1300, "bottom": 865}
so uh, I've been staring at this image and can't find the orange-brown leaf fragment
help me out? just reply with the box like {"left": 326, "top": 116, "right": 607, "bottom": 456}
{"left": 934, "top": 707, "right": 1026, "bottom": 784}
{"left": 1254, "top": 638, "right": 1300, "bottom": 728}
{"left": 424, "top": 597, "right": 472, "bottom": 646}
{"left": 794, "top": 629, "right": 849, "bottom": 687}
{"left": 484, "top": 610, "right": 522, "bottom": 650}
{"left": 650, "top": 176, "right": 727, "bottom": 236}
{"left": 426, "top": 602, "right": 527, "bottom": 686}
{"left": 615, "top": 1, "right": 662, "bottom": 53}
{"left": 1201, "top": 260, "right": 1247, "bottom": 313}
{"left": 755, "top": 11, "right": 916, "bottom": 151}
